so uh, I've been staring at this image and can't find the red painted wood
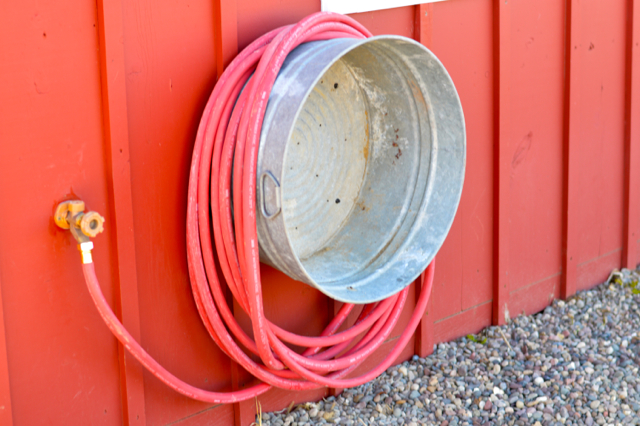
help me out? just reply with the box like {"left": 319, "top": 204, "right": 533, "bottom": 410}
{"left": 414, "top": 273, "right": 435, "bottom": 358}
{"left": 577, "top": 249, "right": 624, "bottom": 291}
{"left": 492, "top": 0, "right": 511, "bottom": 325}
{"left": 561, "top": 0, "right": 581, "bottom": 299}
{"left": 0, "top": 1, "right": 124, "bottom": 424}
{"left": 120, "top": 0, "right": 236, "bottom": 424}
{"left": 413, "top": 3, "right": 435, "bottom": 359}
{"left": 509, "top": 274, "right": 561, "bottom": 318}
{"left": 430, "top": 220, "right": 464, "bottom": 323}
{"left": 428, "top": 0, "right": 495, "bottom": 333}
{"left": 434, "top": 302, "right": 492, "bottom": 345}
{"left": 237, "top": 0, "right": 320, "bottom": 51}
{"left": 343, "top": 7, "right": 416, "bottom": 38}
{"left": 96, "top": 0, "right": 147, "bottom": 423}
{"left": 0, "top": 273, "right": 13, "bottom": 425}
{"left": 574, "top": 0, "right": 627, "bottom": 287}
{"left": 624, "top": 0, "right": 640, "bottom": 270}
{"left": 431, "top": 0, "right": 494, "bottom": 316}
{"left": 215, "top": 3, "right": 243, "bottom": 422}
{"left": 214, "top": 0, "right": 238, "bottom": 77}
{"left": 508, "top": 0, "right": 564, "bottom": 294}
{"left": 169, "top": 405, "right": 234, "bottom": 426}
{"left": 414, "top": 4, "right": 433, "bottom": 49}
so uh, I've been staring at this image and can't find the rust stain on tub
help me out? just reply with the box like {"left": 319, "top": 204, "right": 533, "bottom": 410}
{"left": 363, "top": 110, "right": 370, "bottom": 161}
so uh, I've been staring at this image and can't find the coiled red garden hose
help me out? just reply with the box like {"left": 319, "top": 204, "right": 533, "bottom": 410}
{"left": 81, "top": 11, "right": 434, "bottom": 404}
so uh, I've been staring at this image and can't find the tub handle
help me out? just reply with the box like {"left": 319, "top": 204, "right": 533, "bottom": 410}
{"left": 259, "top": 171, "right": 281, "bottom": 219}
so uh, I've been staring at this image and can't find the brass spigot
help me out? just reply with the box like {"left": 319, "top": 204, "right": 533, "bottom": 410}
{"left": 54, "top": 200, "right": 105, "bottom": 264}
{"left": 79, "top": 211, "right": 105, "bottom": 238}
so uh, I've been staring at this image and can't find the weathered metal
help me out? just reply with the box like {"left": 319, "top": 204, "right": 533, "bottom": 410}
{"left": 256, "top": 35, "right": 466, "bottom": 303}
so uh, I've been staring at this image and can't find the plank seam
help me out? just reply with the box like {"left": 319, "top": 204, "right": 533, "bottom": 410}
{"left": 624, "top": 0, "right": 640, "bottom": 269}
{"left": 413, "top": 2, "right": 435, "bottom": 358}
{"left": 96, "top": 0, "right": 147, "bottom": 424}
{"left": 561, "top": 0, "right": 581, "bottom": 300}
{"left": 509, "top": 272, "right": 562, "bottom": 296}
{"left": 492, "top": 0, "right": 511, "bottom": 325}
{"left": 434, "top": 300, "right": 492, "bottom": 325}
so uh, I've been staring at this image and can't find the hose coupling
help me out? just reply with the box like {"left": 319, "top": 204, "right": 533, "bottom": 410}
{"left": 54, "top": 200, "right": 105, "bottom": 263}
{"left": 78, "top": 242, "right": 94, "bottom": 264}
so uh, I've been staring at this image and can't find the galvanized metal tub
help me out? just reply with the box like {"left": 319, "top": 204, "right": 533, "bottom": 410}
{"left": 256, "top": 35, "right": 465, "bottom": 304}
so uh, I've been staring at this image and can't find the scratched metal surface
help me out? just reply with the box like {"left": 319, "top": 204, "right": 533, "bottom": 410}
{"left": 256, "top": 36, "right": 466, "bottom": 303}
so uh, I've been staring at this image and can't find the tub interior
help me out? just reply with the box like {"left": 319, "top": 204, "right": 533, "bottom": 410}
{"left": 281, "top": 39, "right": 433, "bottom": 287}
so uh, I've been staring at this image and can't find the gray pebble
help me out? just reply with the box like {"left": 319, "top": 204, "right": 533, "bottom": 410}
{"left": 262, "top": 267, "right": 640, "bottom": 426}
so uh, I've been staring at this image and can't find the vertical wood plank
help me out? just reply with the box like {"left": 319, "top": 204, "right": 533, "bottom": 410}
{"left": 0, "top": 272, "right": 13, "bottom": 426}
{"left": 214, "top": 0, "right": 239, "bottom": 78}
{"left": 96, "top": 1, "right": 147, "bottom": 424}
{"left": 414, "top": 3, "right": 435, "bottom": 357}
{"left": 414, "top": 3, "right": 433, "bottom": 49}
{"left": 231, "top": 363, "right": 255, "bottom": 426}
{"left": 492, "top": 0, "right": 511, "bottom": 325}
{"left": 414, "top": 276, "right": 434, "bottom": 358}
{"left": 624, "top": 0, "right": 640, "bottom": 270}
{"left": 561, "top": 0, "right": 581, "bottom": 299}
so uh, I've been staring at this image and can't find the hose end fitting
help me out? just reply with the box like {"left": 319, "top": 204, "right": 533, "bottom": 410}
{"left": 78, "top": 242, "right": 94, "bottom": 264}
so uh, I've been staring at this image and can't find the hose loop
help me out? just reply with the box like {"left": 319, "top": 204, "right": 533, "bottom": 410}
{"left": 81, "top": 11, "right": 435, "bottom": 404}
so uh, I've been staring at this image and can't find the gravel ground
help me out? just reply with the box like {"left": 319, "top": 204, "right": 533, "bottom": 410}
{"left": 261, "top": 267, "right": 640, "bottom": 426}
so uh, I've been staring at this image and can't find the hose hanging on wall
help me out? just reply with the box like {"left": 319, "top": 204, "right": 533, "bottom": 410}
{"left": 62, "top": 11, "right": 436, "bottom": 404}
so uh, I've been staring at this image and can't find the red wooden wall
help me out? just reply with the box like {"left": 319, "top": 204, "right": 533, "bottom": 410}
{"left": 0, "top": 0, "right": 639, "bottom": 425}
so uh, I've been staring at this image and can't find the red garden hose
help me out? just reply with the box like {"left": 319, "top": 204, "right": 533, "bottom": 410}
{"left": 81, "top": 11, "right": 434, "bottom": 404}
